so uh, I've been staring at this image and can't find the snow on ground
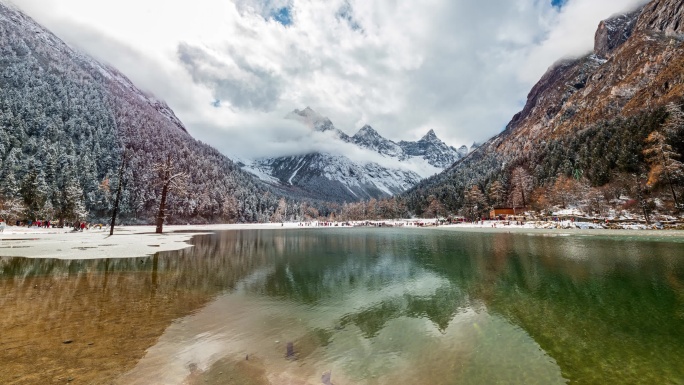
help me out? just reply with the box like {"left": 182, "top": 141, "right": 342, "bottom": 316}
{"left": 0, "top": 223, "right": 304, "bottom": 260}
{"left": 1, "top": 220, "right": 682, "bottom": 260}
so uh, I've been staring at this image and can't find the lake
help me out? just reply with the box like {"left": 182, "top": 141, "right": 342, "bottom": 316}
{"left": 1, "top": 228, "right": 683, "bottom": 384}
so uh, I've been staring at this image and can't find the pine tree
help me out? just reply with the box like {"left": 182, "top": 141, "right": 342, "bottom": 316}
{"left": 464, "top": 185, "right": 486, "bottom": 220}
{"left": 270, "top": 198, "right": 287, "bottom": 222}
{"left": 487, "top": 180, "right": 506, "bottom": 208}
{"left": 20, "top": 164, "right": 48, "bottom": 219}
{"left": 59, "top": 177, "right": 88, "bottom": 223}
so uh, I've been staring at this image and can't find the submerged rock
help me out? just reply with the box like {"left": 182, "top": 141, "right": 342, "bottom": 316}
{"left": 286, "top": 342, "right": 295, "bottom": 360}
{"left": 321, "top": 370, "right": 333, "bottom": 385}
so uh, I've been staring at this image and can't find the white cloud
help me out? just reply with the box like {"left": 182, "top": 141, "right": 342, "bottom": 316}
{"left": 12, "top": 0, "right": 649, "bottom": 159}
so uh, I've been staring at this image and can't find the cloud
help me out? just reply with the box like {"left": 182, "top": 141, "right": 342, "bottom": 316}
{"left": 178, "top": 43, "right": 283, "bottom": 111}
{"left": 518, "top": 0, "right": 649, "bottom": 83}
{"left": 12, "top": 0, "right": 650, "bottom": 160}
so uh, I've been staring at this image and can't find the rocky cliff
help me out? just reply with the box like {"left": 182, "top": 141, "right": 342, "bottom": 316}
{"left": 402, "top": 0, "right": 684, "bottom": 215}
{"left": 492, "top": 0, "right": 684, "bottom": 156}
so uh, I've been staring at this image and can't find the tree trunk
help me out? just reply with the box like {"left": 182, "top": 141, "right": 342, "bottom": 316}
{"left": 156, "top": 182, "right": 169, "bottom": 234}
{"left": 666, "top": 173, "right": 679, "bottom": 212}
{"left": 663, "top": 167, "right": 679, "bottom": 213}
{"left": 110, "top": 152, "right": 127, "bottom": 236}
{"left": 635, "top": 174, "right": 651, "bottom": 225}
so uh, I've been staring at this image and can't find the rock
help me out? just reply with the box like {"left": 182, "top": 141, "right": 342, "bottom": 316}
{"left": 594, "top": 9, "right": 641, "bottom": 59}
{"left": 286, "top": 342, "right": 295, "bottom": 360}
{"left": 635, "top": 0, "right": 684, "bottom": 36}
{"left": 62, "top": 340, "right": 73, "bottom": 344}
{"left": 322, "top": 370, "right": 333, "bottom": 385}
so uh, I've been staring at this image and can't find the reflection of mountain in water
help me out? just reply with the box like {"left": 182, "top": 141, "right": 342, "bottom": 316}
{"left": 209, "top": 230, "right": 684, "bottom": 384}
{"left": 234, "top": 231, "right": 474, "bottom": 334}
{"left": 2, "top": 230, "right": 684, "bottom": 385}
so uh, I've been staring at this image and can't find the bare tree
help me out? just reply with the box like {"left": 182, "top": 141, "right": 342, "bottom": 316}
{"left": 509, "top": 167, "right": 533, "bottom": 209}
{"left": 643, "top": 130, "right": 683, "bottom": 211}
{"left": 425, "top": 195, "right": 444, "bottom": 219}
{"left": 153, "top": 155, "right": 188, "bottom": 233}
{"left": 633, "top": 174, "right": 653, "bottom": 224}
{"left": 548, "top": 174, "right": 583, "bottom": 209}
{"left": 584, "top": 187, "right": 607, "bottom": 217}
{"left": 110, "top": 150, "right": 128, "bottom": 235}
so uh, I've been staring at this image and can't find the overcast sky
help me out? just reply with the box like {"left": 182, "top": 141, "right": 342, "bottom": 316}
{"left": 13, "top": 0, "right": 648, "bottom": 159}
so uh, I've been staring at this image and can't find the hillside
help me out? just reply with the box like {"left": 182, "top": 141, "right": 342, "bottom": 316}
{"left": 0, "top": 2, "right": 288, "bottom": 224}
{"left": 401, "top": 0, "right": 684, "bottom": 219}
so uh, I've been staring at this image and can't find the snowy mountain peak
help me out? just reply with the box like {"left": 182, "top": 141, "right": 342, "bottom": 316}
{"left": 242, "top": 108, "right": 468, "bottom": 201}
{"left": 354, "top": 125, "right": 381, "bottom": 139}
{"left": 399, "top": 129, "right": 461, "bottom": 169}
{"left": 457, "top": 145, "right": 469, "bottom": 158}
{"left": 286, "top": 107, "right": 338, "bottom": 134}
{"left": 288, "top": 107, "right": 321, "bottom": 122}
{"left": 420, "top": 129, "right": 440, "bottom": 142}
{"left": 352, "top": 124, "right": 403, "bottom": 157}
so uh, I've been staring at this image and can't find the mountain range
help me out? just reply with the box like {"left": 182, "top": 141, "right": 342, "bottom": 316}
{"left": 239, "top": 107, "right": 470, "bottom": 202}
{"left": 1, "top": 0, "right": 682, "bottom": 223}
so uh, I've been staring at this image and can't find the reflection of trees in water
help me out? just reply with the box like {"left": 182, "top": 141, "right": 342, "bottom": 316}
{"left": 2, "top": 230, "right": 682, "bottom": 384}
{"left": 226, "top": 230, "right": 684, "bottom": 384}
{"left": 0, "top": 231, "right": 280, "bottom": 385}
{"left": 464, "top": 234, "right": 684, "bottom": 385}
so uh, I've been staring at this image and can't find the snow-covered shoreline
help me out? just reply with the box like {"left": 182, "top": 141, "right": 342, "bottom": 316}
{"left": 1, "top": 221, "right": 683, "bottom": 260}
{"left": 0, "top": 223, "right": 312, "bottom": 260}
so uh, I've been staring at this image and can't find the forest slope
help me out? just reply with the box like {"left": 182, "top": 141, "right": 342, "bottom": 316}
{"left": 0, "top": 2, "right": 289, "bottom": 224}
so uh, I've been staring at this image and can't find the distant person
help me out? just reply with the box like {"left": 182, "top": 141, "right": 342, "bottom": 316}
{"left": 80, "top": 222, "right": 86, "bottom": 232}
{"left": 0, "top": 220, "right": 5, "bottom": 233}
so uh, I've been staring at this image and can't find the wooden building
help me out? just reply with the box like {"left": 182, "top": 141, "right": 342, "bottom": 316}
{"left": 489, "top": 208, "right": 516, "bottom": 219}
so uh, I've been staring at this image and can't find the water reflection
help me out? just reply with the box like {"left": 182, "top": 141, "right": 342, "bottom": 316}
{"left": 1, "top": 229, "right": 683, "bottom": 384}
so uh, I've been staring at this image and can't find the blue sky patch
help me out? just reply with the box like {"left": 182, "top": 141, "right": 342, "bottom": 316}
{"left": 551, "top": 0, "right": 568, "bottom": 9}
{"left": 272, "top": 7, "right": 293, "bottom": 26}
